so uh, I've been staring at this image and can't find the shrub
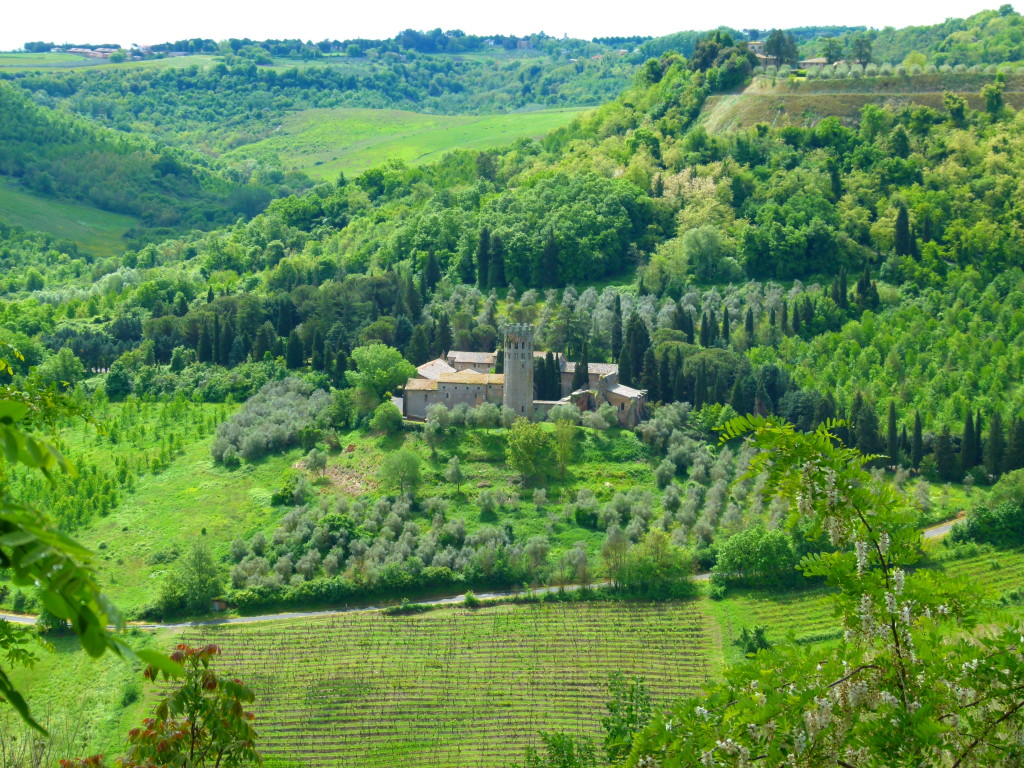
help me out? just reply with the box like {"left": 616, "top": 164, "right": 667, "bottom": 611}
{"left": 369, "top": 400, "right": 403, "bottom": 434}
{"left": 948, "top": 501, "right": 1024, "bottom": 548}
{"left": 211, "top": 378, "right": 330, "bottom": 464}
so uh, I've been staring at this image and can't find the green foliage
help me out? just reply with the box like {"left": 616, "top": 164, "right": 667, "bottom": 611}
{"left": 0, "top": 344, "right": 128, "bottom": 730}
{"left": 379, "top": 449, "right": 421, "bottom": 495}
{"left": 64, "top": 643, "right": 259, "bottom": 768}
{"left": 949, "top": 501, "right": 1024, "bottom": 547}
{"left": 626, "top": 415, "right": 1024, "bottom": 767}
{"left": 614, "top": 530, "right": 696, "bottom": 599}
{"left": 712, "top": 525, "right": 801, "bottom": 589}
{"left": 505, "top": 418, "right": 555, "bottom": 483}
{"left": 601, "top": 672, "right": 652, "bottom": 763}
{"left": 519, "top": 732, "right": 597, "bottom": 768}
{"left": 156, "top": 541, "right": 223, "bottom": 617}
{"left": 347, "top": 344, "right": 415, "bottom": 404}
{"left": 369, "top": 400, "right": 403, "bottom": 434}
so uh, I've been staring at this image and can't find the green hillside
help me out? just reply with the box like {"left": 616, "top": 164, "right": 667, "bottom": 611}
{"left": 225, "top": 107, "right": 588, "bottom": 180}
{"left": 0, "top": 178, "right": 136, "bottom": 255}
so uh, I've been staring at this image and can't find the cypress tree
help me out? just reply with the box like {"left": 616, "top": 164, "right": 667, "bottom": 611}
{"left": 707, "top": 310, "right": 718, "bottom": 345}
{"left": 212, "top": 313, "right": 221, "bottom": 366}
{"left": 219, "top": 317, "right": 233, "bottom": 367}
{"left": 1006, "top": 418, "right": 1024, "bottom": 472}
{"left": 935, "top": 426, "right": 958, "bottom": 482}
{"left": 407, "top": 326, "right": 430, "bottom": 366}
{"left": 984, "top": 411, "right": 1006, "bottom": 478}
{"left": 729, "top": 376, "right": 747, "bottom": 415}
{"left": 699, "top": 313, "right": 710, "bottom": 347}
{"left": 674, "top": 368, "right": 687, "bottom": 404}
{"left": 571, "top": 342, "right": 590, "bottom": 391}
{"left": 694, "top": 362, "right": 706, "bottom": 408}
{"left": 659, "top": 353, "right": 671, "bottom": 402}
{"left": 331, "top": 352, "right": 348, "bottom": 388}
{"left": 973, "top": 411, "right": 984, "bottom": 468}
{"left": 495, "top": 348, "right": 504, "bottom": 374}
{"left": 487, "top": 233, "right": 506, "bottom": 289}
{"left": 839, "top": 269, "right": 849, "bottom": 309}
{"left": 682, "top": 309, "right": 695, "bottom": 344}
{"left": 251, "top": 322, "right": 275, "bottom": 362}
{"left": 791, "top": 303, "right": 801, "bottom": 335}
{"left": 423, "top": 250, "right": 441, "bottom": 291}
{"left": 781, "top": 301, "right": 789, "bottom": 335}
{"left": 813, "top": 392, "right": 836, "bottom": 429}
{"left": 403, "top": 275, "right": 422, "bottom": 321}
{"left": 894, "top": 203, "right": 913, "bottom": 257}
{"left": 286, "top": 330, "right": 304, "bottom": 369}
{"left": 626, "top": 315, "right": 650, "bottom": 386}
{"left": 436, "top": 313, "right": 453, "bottom": 356}
{"left": 206, "top": 287, "right": 214, "bottom": 303}
{"left": 617, "top": 345, "right": 632, "bottom": 387}
{"left": 801, "top": 297, "right": 814, "bottom": 331}
{"left": 197, "top": 322, "right": 212, "bottom": 363}
{"left": 899, "top": 425, "right": 909, "bottom": 458}
{"left": 745, "top": 307, "right": 755, "bottom": 338}
{"left": 961, "top": 411, "right": 976, "bottom": 474}
{"left": 641, "top": 349, "right": 659, "bottom": 402}
{"left": 611, "top": 294, "right": 623, "bottom": 359}
{"left": 769, "top": 307, "right": 777, "bottom": 327}
{"left": 476, "top": 227, "right": 490, "bottom": 289}
{"left": 311, "top": 330, "right": 325, "bottom": 372}
{"left": 722, "top": 307, "right": 731, "bottom": 344}
{"left": 911, "top": 411, "right": 924, "bottom": 468}
{"left": 886, "top": 402, "right": 898, "bottom": 464}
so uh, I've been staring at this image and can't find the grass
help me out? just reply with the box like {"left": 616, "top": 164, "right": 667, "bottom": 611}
{"left": 172, "top": 600, "right": 715, "bottom": 767}
{"left": 0, "top": 179, "right": 138, "bottom": 256}
{"left": 3, "top": 630, "right": 160, "bottom": 762}
{"left": 224, "top": 107, "right": 587, "bottom": 180}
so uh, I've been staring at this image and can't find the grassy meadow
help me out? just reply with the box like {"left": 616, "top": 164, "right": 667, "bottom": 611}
{"left": 0, "top": 180, "right": 138, "bottom": 256}
{"left": 225, "top": 107, "right": 587, "bottom": 179}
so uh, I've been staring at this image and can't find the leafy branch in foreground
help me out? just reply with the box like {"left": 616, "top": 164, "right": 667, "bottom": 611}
{"left": 0, "top": 343, "right": 178, "bottom": 731}
{"left": 626, "top": 415, "right": 1024, "bottom": 767}
{"left": 61, "top": 643, "right": 260, "bottom": 768}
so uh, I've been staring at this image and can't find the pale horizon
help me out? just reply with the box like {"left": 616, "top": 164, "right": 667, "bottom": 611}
{"left": 1, "top": 0, "right": 1008, "bottom": 52}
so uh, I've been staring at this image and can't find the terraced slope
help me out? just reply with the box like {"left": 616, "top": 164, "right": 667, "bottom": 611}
{"left": 701, "top": 73, "right": 1024, "bottom": 131}
{"left": 177, "top": 601, "right": 717, "bottom": 768}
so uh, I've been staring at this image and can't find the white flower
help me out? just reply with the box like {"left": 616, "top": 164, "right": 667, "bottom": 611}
{"left": 879, "top": 532, "right": 890, "bottom": 556}
{"left": 885, "top": 592, "right": 898, "bottom": 614}
{"left": 855, "top": 540, "right": 869, "bottom": 575}
{"left": 893, "top": 568, "right": 905, "bottom": 594}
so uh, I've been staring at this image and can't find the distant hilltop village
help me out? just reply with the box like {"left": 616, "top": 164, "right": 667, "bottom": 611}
{"left": 403, "top": 324, "right": 646, "bottom": 427}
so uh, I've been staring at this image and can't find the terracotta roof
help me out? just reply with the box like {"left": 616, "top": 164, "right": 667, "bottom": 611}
{"left": 404, "top": 379, "right": 438, "bottom": 391}
{"left": 438, "top": 372, "right": 505, "bottom": 385}
{"left": 447, "top": 351, "right": 496, "bottom": 364}
{"left": 417, "top": 358, "right": 456, "bottom": 380}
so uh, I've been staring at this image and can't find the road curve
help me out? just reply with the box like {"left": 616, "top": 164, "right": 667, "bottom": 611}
{"left": 0, "top": 518, "right": 959, "bottom": 630}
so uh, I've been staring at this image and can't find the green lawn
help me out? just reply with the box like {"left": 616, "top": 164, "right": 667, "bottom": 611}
{"left": 0, "top": 179, "right": 137, "bottom": 256}
{"left": 0, "top": 52, "right": 94, "bottom": 70}
{"left": 225, "top": 107, "right": 587, "bottom": 180}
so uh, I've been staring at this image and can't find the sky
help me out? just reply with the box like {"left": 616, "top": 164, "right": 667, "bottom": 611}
{"left": 1, "top": 0, "right": 1005, "bottom": 51}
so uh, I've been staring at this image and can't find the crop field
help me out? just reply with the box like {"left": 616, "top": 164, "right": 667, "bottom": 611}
{"left": 0, "top": 180, "right": 137, "bottom": 256}
{"left": 175, "top": 601, "right": 717, "bottom": 767}
{"left": 940, "top": 547, "right": 1024, "bottom": 596}
{"left": 700, "top": 73, "right": 1024, "bottom": 131}
{"left": 225, "top": 107, "right": 586, "bottom": 179}
{"left": 0, "top": 52, "right": 94, "bottom": 70}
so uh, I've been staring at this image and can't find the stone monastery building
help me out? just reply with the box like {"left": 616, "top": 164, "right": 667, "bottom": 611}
{"left": 402, "top": 324, "right": 647, "bottom": 427}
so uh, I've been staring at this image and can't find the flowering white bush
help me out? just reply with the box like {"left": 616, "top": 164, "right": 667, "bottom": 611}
{"left": 626, "top": 416, "right": 1024, "bottom": 767}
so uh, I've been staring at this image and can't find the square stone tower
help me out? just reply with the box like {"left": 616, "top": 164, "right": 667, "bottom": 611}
{"left": 502, "top": 323, "right": 534, "bottom": 416}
